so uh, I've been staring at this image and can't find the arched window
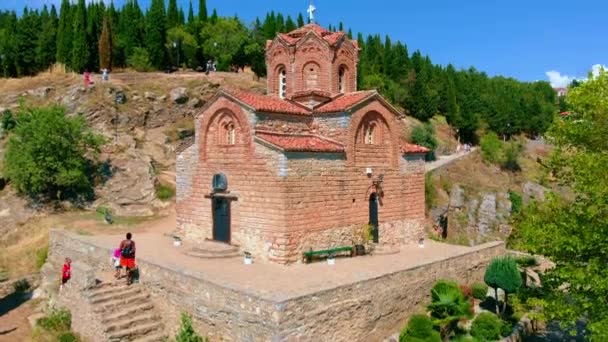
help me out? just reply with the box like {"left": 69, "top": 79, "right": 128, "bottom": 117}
{"left": 225, "top": 122, "right": 235, "bottom": 145}
{"left": 279, "top": 68, "right": 287, "bottom": 99}
{"left": 364, "top": 123, "right": 375, "bottom": 144}
{"left": 338, "top": 67, "right": 346, "bottom": 93}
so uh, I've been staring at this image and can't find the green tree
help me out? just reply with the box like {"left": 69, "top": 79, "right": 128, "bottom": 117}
{"left": 427, "top": 280, "right": 472, "bottom": 340}
{"left": 71, "top": 0, "right": 90, "bottom": 73}
{"left": 200, "top": 17, "right": 247, "bottom": 71}
{"left": 167, "top": 0, "right": 179, "bottom": 28}
{"left": 510, "top": 70, "right": 608, "bottom": 340}
{"left": 483, "top": 257, "right": 522, "bottom": 314}
{"left": 399, "top": 314, "right": 441, "bottom": 342}
{"left": 297, "top": 12, "right": 305, "bottom": 27}
{"left": 36, "top": 5, "right": 57, "bottom": 71}
{"left": 198, "top": 0, "right": 207, "bottom": 22}
{"left": 187, "top": 0, "right": 194, "bottom": 24}
{"left": 3, "top": 105, "right": 103, "bottom": 201}
{"left": 167, "top": 26, "right": 198, "bottom": 69}
{"left": 15, "top": 8, "right": 41, "bottom": 76}
{"left": 145, "top": 0, "right": 167, "bottom": 69}
{"left": 175, "top": 312, "right": 206, "bottom": 342}
{"left": 411, "top": 123, "right": 437, "bottom": 161}
{"left": 285, "top": 15, "right": 296, "bottom": 32}
{"left": 98, "top": 16, "right": 112, "bottom": 70}
{"left": 480, "top": 132, "right": 502, "bottom": 164}
{"left": 127, "top": 47, "right": 153, "bottom": 71}
{"left": 55, "top": 0, "right": 73, "bottom": 65}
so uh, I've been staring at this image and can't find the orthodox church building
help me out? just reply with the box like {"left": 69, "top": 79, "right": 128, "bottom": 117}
{"left": 175, "top": 23, "right": 428, "bottom": 264}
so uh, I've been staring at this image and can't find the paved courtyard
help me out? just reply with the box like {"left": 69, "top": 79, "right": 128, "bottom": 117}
{"left": 81, "top": 232, "right": 501, "bottom": 301}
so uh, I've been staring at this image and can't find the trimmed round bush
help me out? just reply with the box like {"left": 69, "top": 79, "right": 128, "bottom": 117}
{"left": 472, "top": 282, "right": 489, "bottom": 300}
{"left": 471, "top": 312, "right": 503, "bottom": 341}
{"left": 58, "top": 332, "right": 78, "bottom": 342}
{"left": 399, "top": 314, "right": 441, "bottom": 342}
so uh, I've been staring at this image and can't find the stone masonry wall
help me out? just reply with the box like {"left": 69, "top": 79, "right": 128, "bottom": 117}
{"left": 46, "top": 230, "right": 505, "bottom": 342}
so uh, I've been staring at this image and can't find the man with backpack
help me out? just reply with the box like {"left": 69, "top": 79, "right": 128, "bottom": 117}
{"left": 119, "top": 232, "right": 136, "bottom": 285}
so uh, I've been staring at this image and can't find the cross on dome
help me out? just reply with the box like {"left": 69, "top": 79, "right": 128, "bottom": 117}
{"left": 307, "top": 1, "right": 316, "bottom": 24}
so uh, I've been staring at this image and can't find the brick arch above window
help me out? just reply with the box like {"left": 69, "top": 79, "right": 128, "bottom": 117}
{"left": 301, "top": 61, "right": 322, "bottom": 90}
{"left": 355, "top": 111, "right": 389, "bottom": 145}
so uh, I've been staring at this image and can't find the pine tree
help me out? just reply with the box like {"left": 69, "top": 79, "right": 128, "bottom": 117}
{"left": 262, "top": 11, "right": 276, "bottom": 39}
{"left": 15, "top": 8, "right": 40, "bottom": 76}
{"left": 167, "top": 0, "right": 179, "bottom": 28}
{"left": 178, "top": 8, "right": 185, "bottom": 26}
{"left": 198, "top": 0, "right": 207, "bottom": 22}
{"left": 209, "top": 8, "right": 217, "bottom": 23}
{"left": 297, "top": 13, "right": 305, "bottom": 27}
{"left": 0, "top": 11, "right": 18, "bottom": 77}
{"left": 276, "top": 13, "right": 284, "bottom": 33}
{"left": 187, "top": 1, "right": 194, "bottom": 24}
{"left": 71, "top": 0, "right": 90, "bottom": 73}
{"left": 145, "top": 0, "right": 167, "bottom": 69}
{"left": 98, "top": 16, "right": 112, "bottom": 70}
{"left": 338, "top": 21, "right": 343, "bottom": 31}
{"left": 285, "top": 15, "right": 296, "bottom": 32}
{"left": 56, "top": 0, "right": 72, "bottom": 65}
{"left": 36, "top": 5, "right": 57, "bottom": 70}
{"left": 347, "top": 28, "right": 353, "bottom": 39}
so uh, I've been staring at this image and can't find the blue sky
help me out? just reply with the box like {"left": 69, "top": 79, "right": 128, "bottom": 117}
{"left": 3, "top": 0, "right": 606, "bottom": 86}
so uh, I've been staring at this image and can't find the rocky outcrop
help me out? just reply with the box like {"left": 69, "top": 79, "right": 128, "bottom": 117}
{"left": 449, "top": 184, "right": 465, "bottom": 209}
{"left": 523, "top": 181, "right": 548, "bottom": 203}
{"left": 477, "top": 193, "right": 497, "bottom": 238}
{"left": 170, "top": 87, "right": 188, "bottom": 104}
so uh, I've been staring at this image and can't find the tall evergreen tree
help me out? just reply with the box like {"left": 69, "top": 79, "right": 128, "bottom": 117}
{"left": 98, "top": 16, "right": 112, "bottom": 70}
{"left": 178, "top": 8, "right": 185, "bottom": 26}
{"left": 36, "top": 5, "right": 57, "bottom": 70}
{"left": 338, "top": 21, "right": 344, "bottom": 31}
{"left": 285, "top": 15, "right": 296, "bottom": 32}
{"left": 167, "top": 0, "right": 179, "bottom": 28}
{"left": 71, "top": 0, "right": 90, "bottom": 73}
{"left": 262, "top": 11, "right": 276, "bottom": 39}
{"left": 297, "top": 13, "right": 305, "bottom": 27}
{"left": 198, "top": 0, "right": 207, "bottom": 22}
{"left": 15, "top": 8, "right": 40, "bottom": 76}
{"left": 347, "top": 28, "right": 353, "bottom": 39}
{"left": 210, "top": 8, "right": 218, "bottom": 23}
{"left": 275, "top": 13, "right": 284, "bottom": 33}
{"left": 187, "top": 0, "right": 194, "bottom": 24}
{"left": 56, "top": 0, "right": 72, "bottom": 65}
{"left": 145, "top": 0, "right": 167, "bottom": 69}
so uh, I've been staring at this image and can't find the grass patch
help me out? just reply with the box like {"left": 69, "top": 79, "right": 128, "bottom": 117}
{"left": 35, "top": 245, "right": 48, "bottom": 270}
{"left": 32, "top": 309, "right": 81, "bottom": 342}
{"left": 156, "top": 183, "right": 175, "bottom": 201}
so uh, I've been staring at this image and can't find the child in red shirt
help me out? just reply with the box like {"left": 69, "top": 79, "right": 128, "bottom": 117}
{"left": 60, "top": 257, "right": 71, "bottom": 291}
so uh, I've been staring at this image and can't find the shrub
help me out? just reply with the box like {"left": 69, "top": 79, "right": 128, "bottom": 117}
{"left": 470, "top": 312, "right": 503, "bottom": 341}
{"left": 411, "top": 123, "right": 438, "bottom": 161}
{"left": 480, "top": 132, "right": 502, "bottom": 164}
{"left": 472, "top": 282, "right": 489, "bottom": 300}
{"left": 127, "top": 47, "right": 154, "bottom": 72}
{"left": 484, "top": 257, "right": 522, "bottom": 314}
{"left": 508, "top": 190, "right": 522, "bottom": 214}
{"left": 1, "top": 109, "right": 16, "bottom": 132}
{"left": 156, "top": 184, "right": 175, "bottom": 201}
{"left": 13, "top": 278, "right": 30, "bottom": 293}
{"left": 515, "top": 255, "right": 538, "bottom": 268}
{"left": 37, "top": 309, "right": 72, "bottom": 331}
{"left": 451, "top": 335, "right": 480, "bottom": 342}
{"left": 58, "top": 332, "right": 79, "bottom": 342}
{"left": 175, "top": 312, "right": 208, "bottom": 342}
{"left": 501, "top": 141, "right": 523, "bottom": 171}
{"left": 399, "top": 314, "right": 441, "bottom": 342}
{"left": 36, "top": 245, "right": 48, "bottom": 270}
{"left": 428, "top": 280, "right": 472, "bottom": 339}
{"left": 3, "top": 105, "right": 104, "bottom": 201}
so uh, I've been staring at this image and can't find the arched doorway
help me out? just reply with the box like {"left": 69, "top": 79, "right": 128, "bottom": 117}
{"left": 211, "top": 173, "right": 230, "bottom": 243}
{"left": 369, "top": 193, "right": 379, "bottom": 243}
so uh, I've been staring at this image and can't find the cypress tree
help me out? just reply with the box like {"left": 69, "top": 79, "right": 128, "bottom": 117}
{"left": 198, "top": 0, "right": 207, "bottom": 22}
{"left": 338, "top": 21, "right": 343, "bottom": 31}
{"left": 71, "top": 0, "right": 90, "bottom": 73}
{"left": 276, "top": 13, "right": 284, "bottom": 33}
{"left": 262, "top": 11, "right": 276, "bottom": 39}
{"left": 347, "top": 28, "right": 352, "bottom": 39}
{"left": 297, "top": 12, "right": 305, "bottom": 27}
{"left": 145, "top": 0, "right": 167, "bottom": 69}
{"left": 285, "top": 15, "right": 296, "bottom": 32}
{"left": 167, "top": 0, "right": 179, "bottom": 28}
{"left": 209, "top": 8, "right": 217, "bottom": 23}
{"left": 56, "top": 0, "right": 72, "bottom": 65}
{"left": 98, "top": 16, "right": 112, "bottom": 70}
{"left": 15, "top": 8, "right": 40, "bottom": 76}
{"left": 36, "top": 5, "right": 57, "bottom": 71}
{"left": 187, "top": 0, "right": 194, "bottom": 24}
{"left": 178, "top": 8, "right": 185, "bottom": 26}
{"left": 0, "top": 11, "right": 18, "bottom": 77}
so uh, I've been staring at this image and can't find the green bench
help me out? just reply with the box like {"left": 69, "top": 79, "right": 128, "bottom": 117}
{"left": 303, "top": 246, "right": 354, "bottom": 263}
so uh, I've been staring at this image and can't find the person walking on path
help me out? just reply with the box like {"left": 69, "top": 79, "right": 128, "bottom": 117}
{"left": 60, "top": 257, "right": 71, "bottom": 292}
{"left": 119, "top": 233, "right": 136, "bottom": 285}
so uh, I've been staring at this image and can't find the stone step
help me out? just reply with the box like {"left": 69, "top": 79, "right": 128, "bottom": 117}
{"left": 90, "top": 286, "right": 142, "bottom": 305}
{"left": 107, "top": 321, "right": 163, "bottom": 341}
{"left": 105, "top": 312, "right": 159, "bottom": 333}
{"left": 130, "top": 331, "right": 168, "bottom": 342}
{"left": 102, "top": 302, "right": 155, "bottom": 325}
{"left": 88, "top": 283, "right": 133, "bottom": 299}
{"left": 186, "top": 249, "right": 241, "bottom": 259}
{"left": 94, "top": 292, "right": 150, "bottom": 313}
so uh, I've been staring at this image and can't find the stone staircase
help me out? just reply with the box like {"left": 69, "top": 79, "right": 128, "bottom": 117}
{"left": 87, "top": 282, "right": 167, "bottom": 342}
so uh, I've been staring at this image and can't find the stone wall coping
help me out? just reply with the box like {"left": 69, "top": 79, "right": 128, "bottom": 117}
{"left": 50, "top": 229, "right": 505, "bottom": 303}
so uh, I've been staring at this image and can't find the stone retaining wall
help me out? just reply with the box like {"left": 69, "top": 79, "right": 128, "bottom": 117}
{"left": 46, "top": 229, "right": 505, "bottom": 341}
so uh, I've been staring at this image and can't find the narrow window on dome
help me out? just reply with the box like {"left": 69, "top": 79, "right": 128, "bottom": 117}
{"left": 279, "top": 68, "right": 287, "bottom": 99}
{"left": 364, "top": 124, "right": 375, "bottom": 145}
{"left": 225, "top": 122, "right": 235, "bottom": 145}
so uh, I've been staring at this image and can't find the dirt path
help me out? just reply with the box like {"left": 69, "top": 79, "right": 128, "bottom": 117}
{"left": 425, "top": 148, "right": 476, "bottom": 173}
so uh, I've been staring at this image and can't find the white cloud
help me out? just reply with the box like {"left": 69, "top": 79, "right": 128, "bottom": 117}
{"left": 591, "top": 64, "right": 607, "bottom": 77}
{"left": 545, "top": 70, "right": 573, "bottom": 88}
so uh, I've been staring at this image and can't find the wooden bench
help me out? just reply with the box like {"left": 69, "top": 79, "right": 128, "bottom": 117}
{"left": 303, "top": 246, "right": 353, "bottom": 263}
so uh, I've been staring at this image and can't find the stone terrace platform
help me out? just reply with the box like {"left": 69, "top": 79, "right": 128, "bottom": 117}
{"left": 47, "top": 229, "right": 505, "bottom": 341}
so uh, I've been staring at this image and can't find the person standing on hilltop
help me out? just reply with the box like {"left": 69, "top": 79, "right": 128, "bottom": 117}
{"left": 119, "top": 233, "right": 136, "bottom": 285}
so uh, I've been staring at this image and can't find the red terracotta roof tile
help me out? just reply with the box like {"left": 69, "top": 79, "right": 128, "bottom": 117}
{"left": 278, "top": 24, "right": 353, "bottom": 48}
{"left": 256, "top": 130, "right": 345, "bottom": 153}
{"left": 400, "top": 142, "right": 430, "bottom": 154}
{"left": 323, "top": 32, "right": 345, "bottom": 46}
{"left": 314, "top": 91, "right": 376, "bottom": 113}
{"left": 224, "top": 89, "right": 310, "bottom": 116}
